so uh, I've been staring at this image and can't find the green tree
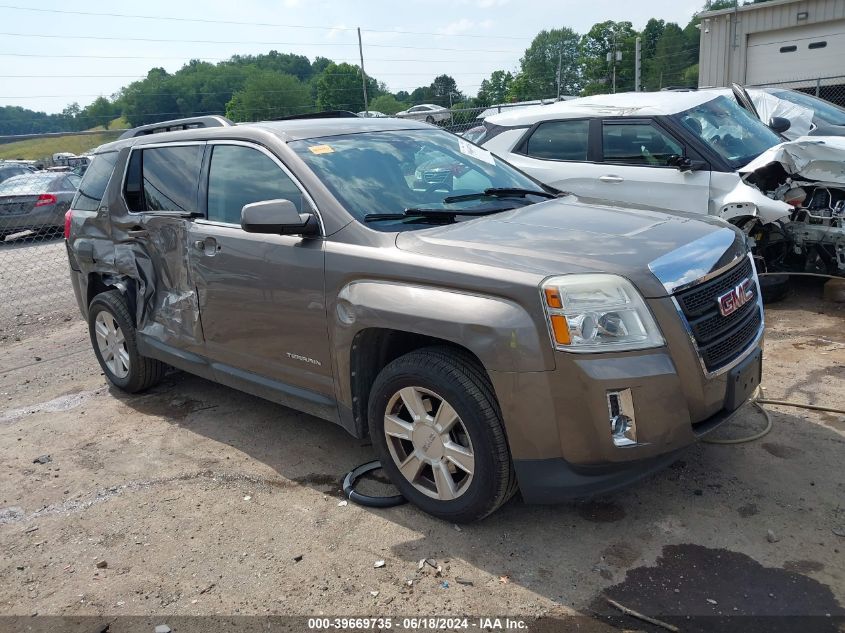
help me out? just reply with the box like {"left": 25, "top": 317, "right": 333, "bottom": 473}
{"left": 368, "top": 94, "right": 404, "bottom": 115}
{"left": 430, "top": 74, "right": 463, "bottom": 107}
{"left": 226, "top": 70, "right": 312, "bottom": 121}
{"left": 518, "top": 27, "right": 581, "bottom": 99}
{"left": 80, "top": 97, "right": 119, "bottom": 129}
{"left": 644, "top": 23, "right": 692, "bottom": 89}
{"left": 315, "top": 62, "right": 378, "bottom": 111}
{"left": 477, "top": 70, "right": 514, "bottom": 105}
{"left": 580, "top": 21, "right": 638, "bottom": 95}
{"left": 409, "top": 86, "right": 434, "bottom": 104}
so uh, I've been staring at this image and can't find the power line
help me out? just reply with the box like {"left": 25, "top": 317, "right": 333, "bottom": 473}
{"left": 0, "top": 4, "right": 533, "bottom": 40}
{"left": 0, "top": 52, "right": 516, "bottom": 63}
{"left": 0, "top": 31, "right": 521, "bottom": 53}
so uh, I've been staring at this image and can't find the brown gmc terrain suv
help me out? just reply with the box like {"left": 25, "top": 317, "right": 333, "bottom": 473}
{"left": 65, "top": 114, "right": 764, "bottom": 522}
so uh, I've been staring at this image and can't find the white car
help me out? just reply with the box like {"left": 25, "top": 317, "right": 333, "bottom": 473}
{"left": 480, "top": 89, "right": 845, "bottom": 279}
{"left": 395, "top": 103, "right": 452, "bottom": 124}
{"left": 357, "top": 110, "right": 389, "bottom": 118}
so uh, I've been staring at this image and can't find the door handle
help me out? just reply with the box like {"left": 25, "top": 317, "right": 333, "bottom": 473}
{"left": 193, "top": 237, "right": 219, "bottom": 255}
{"left": 599, "top": 175, "right": 624, "bottom": 183}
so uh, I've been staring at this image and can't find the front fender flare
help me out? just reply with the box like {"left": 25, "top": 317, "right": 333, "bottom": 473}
{"left": 331, "top": 280, "right": 552, "bottom": 404}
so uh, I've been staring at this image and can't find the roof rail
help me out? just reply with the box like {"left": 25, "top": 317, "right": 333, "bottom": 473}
{"left": 118, "top": 115, "right": 234, "bottom": 140}
{"left": 270, "top": 110, "right": 359, "bottom": 121}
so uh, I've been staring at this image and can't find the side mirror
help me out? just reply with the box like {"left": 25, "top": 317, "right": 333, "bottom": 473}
{"left": 769, "top": 116, "right": 791, "bottom": 134}
{"left": 667, "top": 154, "right": 707, "bottom": 172}
{"left": 241, "top": 199, "right": 319, "bottom": 236}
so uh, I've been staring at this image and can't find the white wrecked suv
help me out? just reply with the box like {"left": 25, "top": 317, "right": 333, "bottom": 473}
{"left": 480, "top": 87, "right": 845, "bottom": 285}
{"left": 66, "top": 114, "right": 764, "bottom": 522}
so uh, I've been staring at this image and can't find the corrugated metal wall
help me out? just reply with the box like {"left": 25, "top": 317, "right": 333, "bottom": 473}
{"left": 698, "top": 0, "right": 845, "bottom": 87}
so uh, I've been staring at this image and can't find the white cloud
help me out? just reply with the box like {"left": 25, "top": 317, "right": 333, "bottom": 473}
{"left": 437, "top": 18, "right": 494, "bottom": 36}
{"left": 475, "top": 0, "right": 509, "bottom": 8}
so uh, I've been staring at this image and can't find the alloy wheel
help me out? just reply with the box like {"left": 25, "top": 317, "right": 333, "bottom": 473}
{"left": 383, "top": 386, "right": 475, "bottom": 500}
{"left": 94, "top": 311, "right": 130, "bottom": 379}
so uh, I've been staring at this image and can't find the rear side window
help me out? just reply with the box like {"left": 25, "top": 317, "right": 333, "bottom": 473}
{"left": 524, "top": 120, "right": 590, "bottom": 161}
{"left": 71, "top": 152, "right": 118, "bottom": 211}
{"left": 602, "top": 122, "right": 683, "bottom": 166}
{"left": 206, "top": 145, "right": 305, "bottom": 224}
{"left": 124, "top": 145, "right": 203, "bottom": 213}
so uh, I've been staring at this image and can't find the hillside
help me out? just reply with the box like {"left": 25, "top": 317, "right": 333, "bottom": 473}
{"left": 0, "top": 118, "right": 129, "bottom": 161}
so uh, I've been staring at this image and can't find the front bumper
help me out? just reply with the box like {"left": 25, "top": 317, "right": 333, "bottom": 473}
{"left": 488, "top": 296, "right": 764, "bottom": 501}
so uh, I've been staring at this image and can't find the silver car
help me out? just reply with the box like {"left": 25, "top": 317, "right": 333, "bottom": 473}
{"left": 395, "top": 103, "right": 451, "bottom": 124}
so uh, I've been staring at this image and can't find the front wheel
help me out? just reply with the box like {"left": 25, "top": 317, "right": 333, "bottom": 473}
{"left": 88, "top": 290, "right": 165, "bottom": 393}
{"left": 368, "top": 347, "right": 517, "bottom": 522}
{"left": 425, "top": 115, "right": 435, "bottom": 124}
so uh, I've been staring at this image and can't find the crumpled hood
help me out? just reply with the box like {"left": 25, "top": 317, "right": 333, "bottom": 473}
{"left": 395, "top": 196, "right": 747, "bottom": 297}
{"left": 740, "top": 136, "right": 845, "bottom": 185}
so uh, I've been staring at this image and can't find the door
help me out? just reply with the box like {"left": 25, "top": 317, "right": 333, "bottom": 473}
{"left": 745, "top": 21, "right": 845, "bottom": 86}
{"left": 594, "top": 119, "right": 710, "bottom": 215}
{"left": 501, "top": 118, "right": 607, "bottom": 196}
{"left": 188, "top": 141, "right": 333, "bottom": 402}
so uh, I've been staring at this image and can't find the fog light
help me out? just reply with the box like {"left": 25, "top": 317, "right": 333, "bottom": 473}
{"left": 607, "top": 389, "right": 637, "bottom": 447}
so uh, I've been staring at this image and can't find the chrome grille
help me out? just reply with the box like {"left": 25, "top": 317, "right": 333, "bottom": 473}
{"left": 675, "top": 257, "right": 762, "bottom": 373}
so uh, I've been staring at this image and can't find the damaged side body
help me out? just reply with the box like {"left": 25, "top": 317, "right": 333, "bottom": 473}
{"left": 733, "top": 137, "right": 845, "bottom": 276}
{"left": 68, "top": 146, "right": 205, "bottom": 349}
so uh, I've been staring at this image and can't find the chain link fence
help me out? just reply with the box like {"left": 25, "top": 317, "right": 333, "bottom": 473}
{"left": 2, "top": 81, "right": 845, "bottom": 339}
{"left": 747, "top": 74, "right": 845, "bottom": 107}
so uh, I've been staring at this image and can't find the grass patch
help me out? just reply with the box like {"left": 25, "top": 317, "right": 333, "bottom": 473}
{"left": 0, "top": 117, "right": 130, "bottom": 160}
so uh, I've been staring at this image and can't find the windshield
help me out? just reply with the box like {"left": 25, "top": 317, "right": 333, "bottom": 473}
{"left": 290, "top": 129, "right": 547, "bottom": 229}
{"left": 673, "top": 95, "right": 782, "bottom": 169}
{"left": 770, "top": 89, "right": 845, "bottom": 126}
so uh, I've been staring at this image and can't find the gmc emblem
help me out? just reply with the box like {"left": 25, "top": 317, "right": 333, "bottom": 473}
{"left": 717, "top": 278, "right": 754, "bottom": 317}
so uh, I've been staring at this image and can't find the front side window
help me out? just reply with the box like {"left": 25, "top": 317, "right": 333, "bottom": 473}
{"left": 290, "top": 129, "right": 547, "bottom": 231}
{"left": 206, "top": 145, "right": 305, "bottom": 224}
{"left": 602, "top": 122, "right": 684, "bottom": 166}
{"left": 525, "top": 119, "right": 590, "bottom": 161}
{"left": 672, "top": 95, "right": 781, "bottom": 168}
{"left": 124, "top": 145, "right": 203, "bottom": 213}
{"left": 72, "top": 152, "right": 117, "bottom": 211}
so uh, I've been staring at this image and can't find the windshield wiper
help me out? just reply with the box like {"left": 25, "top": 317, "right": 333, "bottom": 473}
{"left": 442, "top": 187, "right": 558, "bottom": 204}
{"left": 363, "top": 206, "right": 514, "bottom": 223}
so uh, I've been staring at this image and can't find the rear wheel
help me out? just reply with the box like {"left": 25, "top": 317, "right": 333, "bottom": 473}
{"left": 368, "top": 347, "right": 517, "bottom": 522}
{"left": 88, "top": 290, "right": 165, "bottom": 393}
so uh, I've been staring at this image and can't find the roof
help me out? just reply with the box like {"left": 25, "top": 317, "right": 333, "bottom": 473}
{"left": 486, "top": 91, "right": 723, "bottom": 127}
{"left": 96, "top": 116, "right": 435, "bottom": 153}
{"left": 251, "top": 116, "right": 432, "bottom": 140}
{"left": 699, "top": 0, "right": 802, "bottom": 18}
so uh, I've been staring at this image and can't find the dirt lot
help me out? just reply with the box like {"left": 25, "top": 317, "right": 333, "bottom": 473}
{"left": 0, "top": 280, "right": 843, "bottom": 632}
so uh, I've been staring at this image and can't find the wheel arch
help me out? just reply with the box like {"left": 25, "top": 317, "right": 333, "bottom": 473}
{"left": 332, "top": 280, "right": 552, "bottom": 438}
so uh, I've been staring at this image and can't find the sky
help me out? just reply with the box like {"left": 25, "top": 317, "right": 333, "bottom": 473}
{"left": 0, "top": 0, "right": 703, "bottom": 114}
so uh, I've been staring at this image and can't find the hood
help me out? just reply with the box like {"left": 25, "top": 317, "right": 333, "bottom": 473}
{"left": 395, "top": 196, "right": 747, "bottom": 298}
{"left": 740, "top": 136, "right": 845, "bottom": 186}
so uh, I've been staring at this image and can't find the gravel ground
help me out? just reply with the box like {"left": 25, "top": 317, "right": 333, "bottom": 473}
{"left": 0, "top": 279, "right": 842, "bottom": 631}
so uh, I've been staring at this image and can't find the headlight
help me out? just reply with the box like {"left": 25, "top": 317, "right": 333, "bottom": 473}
{"left": 541, "top": 274, "right": 664, "bottom": 353}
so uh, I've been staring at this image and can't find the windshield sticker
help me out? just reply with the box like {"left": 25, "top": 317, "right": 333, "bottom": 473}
{"left": 308, "top": 144, "right": 335, "bottom": 155}
{"left": 458, "top": 139, "right": 495, "bottom": 165}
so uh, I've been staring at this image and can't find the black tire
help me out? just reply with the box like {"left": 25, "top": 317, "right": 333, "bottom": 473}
{"left": 88, "top": 290, "right": 165, "bottom": 393}
{"left": 425, "top": 115, "right": 435, "bottom": 124}
{"left": 760, "top": 274, "right": 790, "bottom": 304}
{"left": 368, "top": 346, "right": 517, "bottom": 522}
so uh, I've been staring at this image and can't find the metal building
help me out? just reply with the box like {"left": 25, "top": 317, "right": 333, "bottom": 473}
{"left": 698, "top": 0, "right": 845, "bottom": 89}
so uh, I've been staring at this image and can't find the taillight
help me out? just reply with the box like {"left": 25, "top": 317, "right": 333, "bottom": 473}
{"left": 35, "top": 193, "right": 57, "bottom": 207}
{"left": 64, "top": 209, "right": 73, "bottom": 239}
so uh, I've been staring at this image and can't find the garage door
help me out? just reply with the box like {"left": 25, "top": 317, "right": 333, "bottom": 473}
{"left": 745, "top": 20, "right": 845, "bottom": 85}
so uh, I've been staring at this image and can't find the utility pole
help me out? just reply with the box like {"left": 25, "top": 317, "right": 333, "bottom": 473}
{"left": 556, "top": 47, "right": 562, "bottom": 99}
{"left": 357, "top": 27, "right": 369, "bottom": 114}
{"left": 607, "top": 31, "right": 621, "bottom": 93}
{"left": 635, "top": 36, "right": 641, "bottom": 92}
